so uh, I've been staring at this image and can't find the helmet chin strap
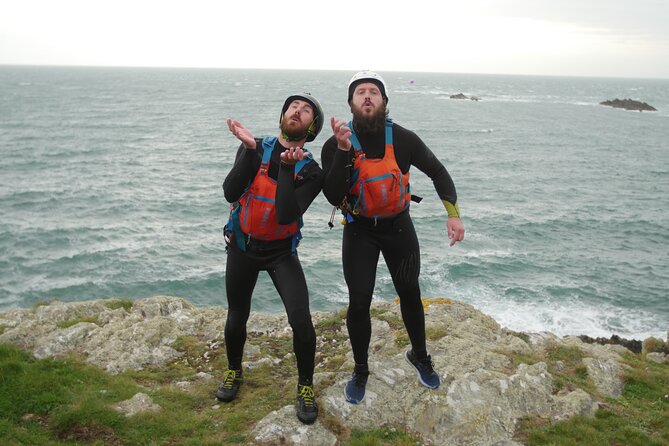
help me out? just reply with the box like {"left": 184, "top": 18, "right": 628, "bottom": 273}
{"left": 281, "top": 131, "right": 308, "bottom": 142}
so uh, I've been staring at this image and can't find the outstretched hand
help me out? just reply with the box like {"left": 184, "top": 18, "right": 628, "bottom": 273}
{"left": 280, "top": 147, "right": 308, "bottom": 165}
{"left": 447, "top": 217, "right": 465, "bottom": 247}
{"left": 227, "top": 118, "right": 256, "bottom": 149}
{"left": 330, "top": 117, "right": 352, "bottom": 151}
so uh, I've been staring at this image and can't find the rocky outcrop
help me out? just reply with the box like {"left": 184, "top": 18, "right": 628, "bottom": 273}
{"left": 600, "top": 98, "right": 657, "bottom": 111}
{"left": 450, "top": 93, "right": 480, "bottom": 101}
{"left": 0, "top": 296, "right": 640, "bottom": 445}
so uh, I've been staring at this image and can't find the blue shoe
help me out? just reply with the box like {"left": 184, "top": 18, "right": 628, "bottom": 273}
{"left": 405, "top": 350, "right": 440, "bottom": 389}
{"left": 344, "top": 371, "right": 368, "bottom": 404}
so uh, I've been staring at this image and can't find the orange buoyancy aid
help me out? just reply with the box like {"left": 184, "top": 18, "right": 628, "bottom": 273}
{"left": 348, "top": 118, "right": 411, "bottom": 218}
{"left": 228, "top": 137, "right": 313, "bottom": 252}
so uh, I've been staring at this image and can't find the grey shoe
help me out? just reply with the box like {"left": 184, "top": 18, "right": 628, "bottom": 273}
{"left": 216, "top": 369, "right": 243, "bottom": 402}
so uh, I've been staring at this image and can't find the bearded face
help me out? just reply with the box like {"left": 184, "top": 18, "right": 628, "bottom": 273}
{"left": 280, "top": 100, "right": 315, "bottom": 141}
{"left": 351, "top": 101, "right": 388, "bottom": 135}
{"left": 349, "top": 82, "right": 388, "bottom": 135}
{"left": 280, "top": 117, "right": 310, "bottom": 140}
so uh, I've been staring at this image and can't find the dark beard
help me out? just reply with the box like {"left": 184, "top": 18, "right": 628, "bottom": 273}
{"left": 351, "top": 104, "right": 388, "bottom": 135}
{"left": 280, "top": 119, "right": 308, "bottom": 141}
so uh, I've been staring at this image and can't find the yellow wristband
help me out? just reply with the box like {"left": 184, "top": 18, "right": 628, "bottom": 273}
{"left": 442, "top": 200, "right": 460, "bottom": 218}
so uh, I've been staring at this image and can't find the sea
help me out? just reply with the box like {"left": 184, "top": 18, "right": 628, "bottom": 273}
{"left": 1, "top": 66, "right": 668, "bottom": 340}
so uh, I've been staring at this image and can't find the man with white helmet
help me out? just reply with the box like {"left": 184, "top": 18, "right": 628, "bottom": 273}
{"left": 218, "top": 93, "right": 324, "bottom": 424}
{"left": 322, "top": 71, "right": 465, "bottom": 404}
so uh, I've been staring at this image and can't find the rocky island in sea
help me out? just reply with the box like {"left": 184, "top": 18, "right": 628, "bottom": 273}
{"left": 450, "top": 92, "right": 480, "bottom": 101}
{"left": 600, "top": 98, "right": 657, "bottom": 111}
{"left": 0, "top": 296, "right": 667, "bottom": 445}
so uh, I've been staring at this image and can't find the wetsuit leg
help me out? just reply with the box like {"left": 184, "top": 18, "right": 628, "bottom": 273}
{"left": 342, "top": 223, "right": 382, "bottom": 365}
{"left": 268, "top": 253, "right": 316, "bottom": 384}
{"left": 224, "top": 243, "right": 260, "bottom": 370}
{"left": 380, "top": 214, "right": 427, "bottom": 358}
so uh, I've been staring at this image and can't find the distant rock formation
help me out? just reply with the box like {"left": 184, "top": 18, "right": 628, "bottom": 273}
{"left": 600, "top": 98, "right": 657, "bottom": 111}
{"left": 2, "top": 296, "right": 654, "bottom": 445}
{"left": 450, "top": 93, "right": 480, "bottom": 101}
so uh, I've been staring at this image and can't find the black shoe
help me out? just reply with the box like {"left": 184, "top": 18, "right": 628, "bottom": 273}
{"left": 216, "top": 369, "right": 243, "bottom": 402}
{"left": 296, "top": 384, "right": 318, "bottom": 424}
{"left": 405, "top": 350, "right": 440, "bottom": 389}
{"left": 344, "top": 370, "right": 368, "bottom": 404}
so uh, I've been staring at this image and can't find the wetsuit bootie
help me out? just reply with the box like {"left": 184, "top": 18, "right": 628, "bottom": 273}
{"left": 405, "top": 350, "right": 440, "bottom": 389}
{"left": 344, "top": 364, "right": 369, "bottom": 404}
{"left": 296, "top": 383, "right": 318, "bottom": 424}
{"left": 216, "top": 369, "right": 243, "bottom": 402}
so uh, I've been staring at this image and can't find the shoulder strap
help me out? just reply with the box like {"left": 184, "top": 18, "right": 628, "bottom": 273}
{"left": 347, "top": 121, "right": 363, "bottom": 153}
{"left": 260, "top": 136, "right": 277, "bottom": 164}
{"left": 294, "top": 148, "right": 314, "bottom": 174}
{"left": 385, "top": 118, "right": 393, "bottom": 145}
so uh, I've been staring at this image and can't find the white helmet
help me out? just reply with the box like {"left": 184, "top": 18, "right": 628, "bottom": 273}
{"left": 347, "top": 70, "right": 388, "bottom": 103}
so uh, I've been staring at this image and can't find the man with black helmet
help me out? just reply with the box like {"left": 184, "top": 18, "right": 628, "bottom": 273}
{"left": 322, "top": 71, "right": 465, "bottom": 404}
{"left": 217, "top": 93, "right": 324, "bottom": 424}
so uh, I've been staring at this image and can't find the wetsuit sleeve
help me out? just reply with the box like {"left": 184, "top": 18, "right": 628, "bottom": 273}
{"left": 276, "top": 160, "right": 324, "bottom": 224}
{"left": 222, "top": 143, "right": 261, "bottom": 203}
{"left": 321, "top": 136, "right": 354, "bottom": 206}
{"left": 400, "top": 129, "right": 461, "bottom": 217}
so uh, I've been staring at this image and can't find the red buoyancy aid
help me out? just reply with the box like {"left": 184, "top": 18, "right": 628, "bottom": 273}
{"left": 228, "top": 137, "right": 312, "bottom": 251}
{"left": 348, "top": 118, "right": 411, "bottom": 218}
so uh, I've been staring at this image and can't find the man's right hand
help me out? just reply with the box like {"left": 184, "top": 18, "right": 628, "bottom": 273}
{"left": 331, "top": 117, "right": 352, "bottom": 151}
{"left": 227, "top": 118, "right": 256, "bottom": 149}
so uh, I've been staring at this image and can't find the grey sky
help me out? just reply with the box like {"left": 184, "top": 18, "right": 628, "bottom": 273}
{"left": 1, "top": 0, "right": 667, "bottom": 78}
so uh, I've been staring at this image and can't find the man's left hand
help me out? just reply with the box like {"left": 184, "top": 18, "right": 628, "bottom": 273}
{"left": 280, "top": 147, "right": 307, "bottom": 165}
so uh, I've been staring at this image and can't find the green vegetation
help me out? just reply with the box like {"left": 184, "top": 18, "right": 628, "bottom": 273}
{"left": 104, "top": 299, "right": 134, "bottom": 312}
{"left": 643, "top": 337, "right": 669, "bottom": 354}
{"left": 394, "top": 332, "right": 410, "bottom": 348}
{"left": 314, "top": 313, "right": 349, "bottom": 374}
{"left": 544, "top": 345, "right": 593, "bottom": 393}
{"left": 348, "top": 426, "right": 423, "bottom": 445}
{"left": 508, "top": 330, "right": 531, "bottom": 343}
{"left": 31, "top": 300, "right": 54, "bottom": 310}
{"left": 315, "top": 309, "right": 347, "bottom": 331}
{"left": 425, "top": 325, "right": 448, "bottom": 341}
{"left": 369, "top": 309, "right": 404, "bottom": 330}
{"left": 516, "top": 352, "right": 669, "bottom": 446}
{"left": 56, "top": 317, "right": 99, "bottom": 329}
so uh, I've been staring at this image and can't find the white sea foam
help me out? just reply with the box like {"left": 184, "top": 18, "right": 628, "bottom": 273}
{"left": 444, "top": 283, "right": 667, "bottom": 340}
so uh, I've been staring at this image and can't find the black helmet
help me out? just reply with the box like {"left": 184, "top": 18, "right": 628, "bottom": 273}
{"left": 280, "top": 93, "right": 324, "bottom": 142}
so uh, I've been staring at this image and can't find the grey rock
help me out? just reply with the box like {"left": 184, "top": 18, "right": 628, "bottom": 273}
{"left": 251, "top": 406, "right": 337, "bottom": 446}
{"left": 33, "top": 322, "right": 98, "bottom": 359}
{"left": 552, "top": 389, "right": 598, "bottom": 420}
{"left": 582, "top": 357, "right": 624, "bottom": 397}
{"left": 115, "top": 392, "right": 161, "bottom": 417}
{"left": 646, "top": 352, "right": 667, "bottom": 364}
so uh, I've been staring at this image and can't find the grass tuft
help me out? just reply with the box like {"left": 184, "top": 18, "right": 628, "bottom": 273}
{"left": 104, "top": 299, "right": 134, "bottom": 312}
{"left": 56, "top": 316, "right": 99, "bottom": 329}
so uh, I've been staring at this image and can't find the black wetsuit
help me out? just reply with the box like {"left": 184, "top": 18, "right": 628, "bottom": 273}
{"left": 223, "top": 138, "right": 323, "bottom": 384}
{"left": 321, "top": 122, "right": 458, "bottom": 365}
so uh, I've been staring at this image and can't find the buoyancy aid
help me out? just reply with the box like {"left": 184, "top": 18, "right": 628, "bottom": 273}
{"left": 347, "top": 118, "right": 411, "bottom": 219}
{"left": 227, "top": 137, "right": 313, "bottom": 252}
